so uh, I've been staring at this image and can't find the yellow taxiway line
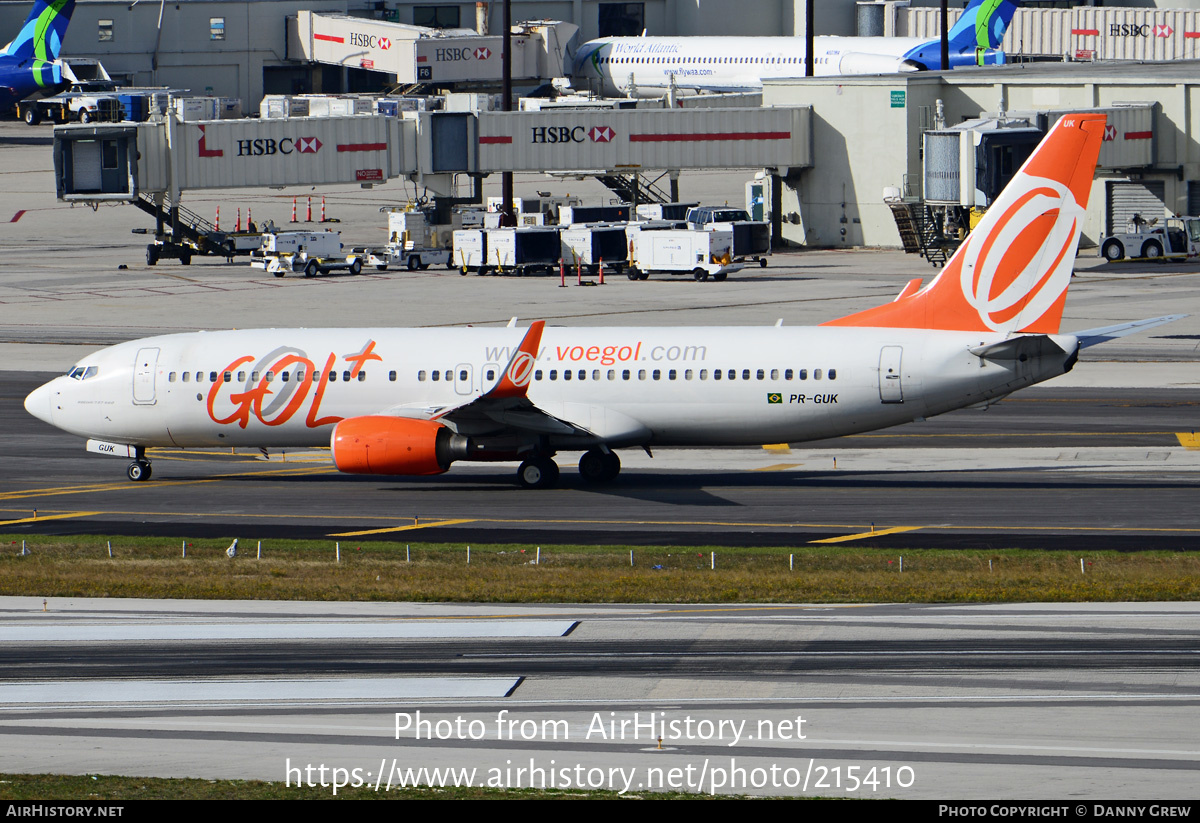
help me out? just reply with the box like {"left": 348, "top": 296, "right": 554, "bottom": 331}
{"left": 330, "top": 519, "right": 479, "bottom": 537}
{"left": 0, "top": 511, "right": 100, "bottom": 527}
{"left": 809, "top": 526, "right": 923, "bottom": 544}
{"left": 1176, "top": 433, "right": 1200, "bottom": 449}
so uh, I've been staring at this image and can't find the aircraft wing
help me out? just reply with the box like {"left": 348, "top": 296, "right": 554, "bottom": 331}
{"left": 1072, "top": 315, "right": 1187, "bottom": 349}
{"left": 381, "top": 320, "right": 593, "bottom": 437}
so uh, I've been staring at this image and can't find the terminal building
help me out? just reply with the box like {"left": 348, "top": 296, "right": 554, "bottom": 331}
{"left": 23, "top": 0, "right": 1200, "bottom": 250}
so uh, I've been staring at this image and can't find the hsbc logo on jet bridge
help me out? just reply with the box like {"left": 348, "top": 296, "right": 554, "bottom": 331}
{"left": 235, "top": 136, "right": 323, "bottom": 157}
{"left": 349, "top": 32, "right": 391, "bottom": 49}
{"left": 530, "top": 125, "right": 616, "bottom": 144}
{"left": 436, "top": 46, "right": 492, "bottom": 61}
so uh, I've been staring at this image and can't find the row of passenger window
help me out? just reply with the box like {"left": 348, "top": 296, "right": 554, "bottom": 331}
{"left": 417, "top": 367, "right": 838, "bottom": 382}
{"left": 169, "top": 369, "right": 372, "bottom": 384}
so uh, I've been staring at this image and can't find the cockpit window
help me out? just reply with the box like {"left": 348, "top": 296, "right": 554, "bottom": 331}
{"left": 68, "top": 366, "right": 99, "bottom": 380}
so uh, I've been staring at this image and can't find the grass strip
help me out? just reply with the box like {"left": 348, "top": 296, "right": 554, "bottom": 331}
{"left": 2, "top": 534, "right": 1198, "bottom": 603}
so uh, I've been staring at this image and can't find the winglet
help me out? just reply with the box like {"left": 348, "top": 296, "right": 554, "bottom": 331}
{"left": 485, "top": 321, "right": 544, "bottom": 399}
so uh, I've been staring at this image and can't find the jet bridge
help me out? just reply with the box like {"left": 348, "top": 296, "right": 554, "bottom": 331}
{"left": 54, "top": 105, "right": 811, "bottom": 203}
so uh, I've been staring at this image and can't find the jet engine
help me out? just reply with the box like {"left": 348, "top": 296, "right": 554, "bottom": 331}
{"left": 330, "top": 416, "right": 470, "bottom": 476}
{"left": 836, "top": 52, "right": 922, "bottom": 75}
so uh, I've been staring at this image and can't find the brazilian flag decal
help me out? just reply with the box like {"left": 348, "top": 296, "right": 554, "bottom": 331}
{"left": 767, "top": 393, "right": 782, "bottom": 405}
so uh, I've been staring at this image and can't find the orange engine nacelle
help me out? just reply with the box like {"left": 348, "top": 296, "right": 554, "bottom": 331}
{"left": 330, "top": 416, "right": 461, "bottom": 476}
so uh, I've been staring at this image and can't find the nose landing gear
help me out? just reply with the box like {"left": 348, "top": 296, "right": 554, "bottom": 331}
{"left": 126, "top": 459, "right": 152, "bottom": 481}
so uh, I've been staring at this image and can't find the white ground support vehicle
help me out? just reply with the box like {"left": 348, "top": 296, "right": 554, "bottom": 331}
{"left": 685, "top": 206, "right": 771, "bottom": 267}
{"left": 250, "top": 231, "right": 364, "bottom": 277}
{"left": 364, "top": 208, "right": 454, "bottom": 271}
{"left": 626, "top": 228, "right": 743, "bottom": 281}
{"left": 1099, "top": 215, "right": 1200, "bottom": 262}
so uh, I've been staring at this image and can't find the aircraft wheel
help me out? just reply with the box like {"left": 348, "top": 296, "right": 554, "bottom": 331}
{"left": 693, "top": 268, "right": 709, "bottom": 281}
{"left": 127, "top": 460, "right": 151, "bottom": 482}
{"left": 349, "top": 258, "right": 362, "bottom": 275}
{"left": 1101, "top": 239, "right": 1124, "bottom": 262}
{"left": 517, "top": 456, "right": 559, "bottom": 489}
{"left": 579, "top": 449, "right": 620, "bottom": 484}
{"left": 304, "top": 259, "right": 320, "bottom": 278}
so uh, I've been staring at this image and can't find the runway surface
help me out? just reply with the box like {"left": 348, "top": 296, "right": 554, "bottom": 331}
{"left": 4, "top": 371, "right": 1199, "bottom": 549}
{"left": 1, "top": 597, "right": 1197, "bottom": 798}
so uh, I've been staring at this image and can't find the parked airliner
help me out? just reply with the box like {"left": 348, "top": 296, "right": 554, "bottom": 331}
{"left": 572, "top": 0, "right": 1018, "bottom": 97}
{"left": 0, "top": 0, "right": 76, "bottom": 110}
{"left": 24, "top": 113, "right": 1179, "bottom": 488}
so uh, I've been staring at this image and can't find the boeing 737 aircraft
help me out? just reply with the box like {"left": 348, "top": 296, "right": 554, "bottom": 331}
{"left": 573, "top": 0, "right": 1018, "bottom": 97}
{"left": 24, "top": 114, "right": 1180, "bottom": 488}
{"left": 0, "top": 0, "right": 76, "bottom": 110}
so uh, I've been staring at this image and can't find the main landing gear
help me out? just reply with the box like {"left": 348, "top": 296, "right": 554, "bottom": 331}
{"left": 578, "top": 448, "right": 620, "bottom": 484}
{"left": 515, "top": 449, "right": 622, "bottom": 489}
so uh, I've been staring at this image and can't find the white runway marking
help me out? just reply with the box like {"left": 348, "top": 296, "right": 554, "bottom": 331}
{"left": 0, "top": 677, "right": 520, "bottom": 704}
{"left": 4, "top": 620, "right": 576, "bottom": 642}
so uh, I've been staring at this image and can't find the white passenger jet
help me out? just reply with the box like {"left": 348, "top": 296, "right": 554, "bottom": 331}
{"left": 572, "top": 0, "right": 1019, "bottom": 97}
{"left": 24, "top": 113, "right": 1180, "bottom": 488}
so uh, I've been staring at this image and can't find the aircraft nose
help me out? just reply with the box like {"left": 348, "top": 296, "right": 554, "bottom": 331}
{"left": 24, "top": 382, "right": 54, "bottom": 426}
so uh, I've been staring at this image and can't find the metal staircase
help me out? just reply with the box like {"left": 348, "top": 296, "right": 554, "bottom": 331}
{"left": 595, "top": 171, "right": 673, "bottom": 206}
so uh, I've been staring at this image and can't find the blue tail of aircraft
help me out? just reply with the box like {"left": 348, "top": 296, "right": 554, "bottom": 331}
{"left": 0, "top": 0, "right": 77, "bottom": 107}
{"left": 904, "top": 0, "right": 1019, "bottom": 70}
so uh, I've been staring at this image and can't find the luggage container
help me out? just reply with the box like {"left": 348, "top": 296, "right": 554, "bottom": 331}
{"left": 635, "top": 202, "right": 698, "bottom": 221}
{"left": 559, "top": 204, "right": 630, "bottom": 226}
{"left": 627, "top": 229, "right": 742, "bottom": 282}
{"left": 560, "top": 225, "right": 628, "bottom": 275}
{"left": 686, "top": 206, "right": 771, "bottom": 267}
{"left": 452, "top": 229, "right": 487, "bottom": 273}
{"left": 484, "top": 227, "right": 562, "bottom": 275}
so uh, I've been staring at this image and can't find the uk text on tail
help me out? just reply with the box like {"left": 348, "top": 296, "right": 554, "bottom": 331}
{"left": 825, "top": 113, "right": 1107, "bottom": 335}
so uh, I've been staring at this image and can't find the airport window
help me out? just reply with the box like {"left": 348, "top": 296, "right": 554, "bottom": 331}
{"left": 251, "top": 371, "right": 260, "bottom": 382}
{"left": 196, "top": 372, "right": 203, "bottom": 382}
{"left": 328, "top": 371, "right": 337, "bottom": 382}
{"left": 814, "top": 369, "right": 822, "bottom": 380}
{"left": 168, "top": 372, "right": 176, "bottom": 382}
{"left": 208, "top": 372, "right": 217, "bottom": 383}
{"left": 699, "top": 369, "right": 707, "bottom": 380}
{"left": 549, "top": 370, "right": 558, "bottom": 380}
{"left": 98, "top": 19, "right": 113, "bottom": 42}
{"left": 669, "top": 369, "right": 677, "bottom": 380}
{"left": 771, "top": 369, "right": 779, "bottom": 380}
{"left": 829, "top": 369, "right": 837, "bottom": 380}
{"left": 785, "top": 369, "right": 793, "bottom": 380}
{"left": 563, "top": 369, "right": 572, "bottom": 381}
{"left": 652, "top": 369, "right": 661, "bottom": 381}
{"left": 607, "top": 369, "right": 615, "bottom": 380}
{"left": 298, "top": 370, "right": 307, "bottom": 382}
{"left": 237, "top": 371, "right": 246, "bottom": 382}
{"left": 598, "top": 3, "right": 644, "bottom": 38}
{"left": 743, "top": 369, "right": 751, "bottom": 380}
{"left": 684, "top": 369, "right": 692, "bottom": 380}
{"left": 358, "top": 371, "right": 367, "bottom": 382}
{"left": 431, "top": 370, "right": 439, "bottom": 381}
{"left": 341, "top": 371, "right": 349, "bottom": 382}
{"left": 534, "top": 369, "right": 543, "bottom": 381}
{"left": 486, "top": 369, "right": 496, "bottom": 381}
{"left": 210, "top": 17, "right": 225, "bottom": 41}
{"left": 281, "top": 371, "right": 290, "bottom": 383}
{"left": 222, "top": 372, "right": 231, "bottom": 383}
{"left": 757, "top": 369, "right": 765, "bottom": 380}
{"left": 182, "top": 372, "right": 190, "bottom": 383}
{"left": 622, "top": 369, "right": 630, "bottom": 380}
{"left": 418, "top": 370, "right": 426, "bottom": 381}
{"left": 458, "top": 370, "right": 467, "bottom": 382}
{"left": 713, "top": 369, "right": 721, "bottom": 381}
{"left": 102, "top": 141, "right": 119, "bottom": 170}
{"left": 798, "top": 369, "right": 808, "bottom": 380}
{"left": 413, "top": 5, "right": 460, "bottom": 29}
{"left": 638, "top": 369, "right": 646, "bottom": 380}
{"left": 266, "top": 371, "right": 275, "bottom": 382}
{"left": 728, "top": 369, "right": 736, "bottom": 380}
{"left": 592, "top": 370, "right": 600, "bottom": 381}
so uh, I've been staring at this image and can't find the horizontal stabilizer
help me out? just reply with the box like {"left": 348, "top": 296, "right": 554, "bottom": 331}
{"left": 1073, "top": 315, "right": 1187, "bottom": 349}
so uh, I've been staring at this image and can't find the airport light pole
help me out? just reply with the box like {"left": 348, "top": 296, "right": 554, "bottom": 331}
{"left": 501, "top": 0, "right": 514, "bottom": 225}
{"left": 805, "top": 0, "right": 814, "bottom": 77}
{"left": 940, "top": 0, "right": 949, "bottom": 70}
